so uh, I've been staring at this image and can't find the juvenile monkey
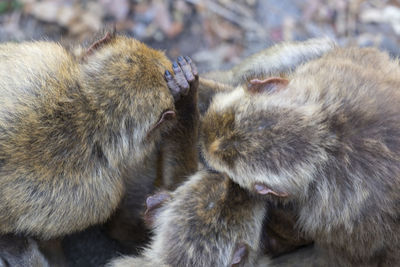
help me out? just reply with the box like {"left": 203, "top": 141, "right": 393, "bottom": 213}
{"left": 198, "top": 37, "right": 337, "bottom": 257}
{"left": 200, "top": 47, "right": 400, "bottom": 265}
{"left": 109, "top": 171, "right": 267, "bottom": 267}
{"left": 0, "top": 32, "right": 185, "bottom": 240}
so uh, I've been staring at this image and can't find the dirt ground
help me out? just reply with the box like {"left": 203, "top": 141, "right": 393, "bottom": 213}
{"left": 1, "top": 0, "right": 400, "bottom": 73}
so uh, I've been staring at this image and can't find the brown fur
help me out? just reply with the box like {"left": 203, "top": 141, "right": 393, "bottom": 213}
{"left": 0, "top": 34, "right": 177, "bottom": 239}
{"left": 61, "top": 54, "right": 202, "bottom": 267}
{"left": 108, "top": 171, "right": 267, "bottom": 267}
{"left": 105, "top": 55, "right": 201, "bottom": 253}
{"left": 197, "top": 38, "right": 336, "bottom": 115}
{"left": 203, "top": 37, "right": 335, "bottom": 86}
{"left": 201, "top": 47, "right": 400, "bottom": 266}
{"left": 262, "top": 202, "right": 311, "bottom": 257}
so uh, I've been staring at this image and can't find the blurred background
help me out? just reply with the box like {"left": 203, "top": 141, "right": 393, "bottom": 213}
{"left": 0, "top": 0, "right": 399, "bottom": 72}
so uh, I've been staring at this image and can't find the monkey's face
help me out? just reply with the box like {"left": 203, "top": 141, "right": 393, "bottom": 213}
{"left": 200, "top": 82, "right": 331, "bottom": 197}
{"left": 83, "top": 36, "right": 176, "bottom": 164}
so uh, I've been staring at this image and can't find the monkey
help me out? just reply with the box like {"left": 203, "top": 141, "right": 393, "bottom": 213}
{"left": 199, "top": 46, "right": 400, "bottom": 266}
{"left": 55, "top": 52, "right": 202, "bottom": 266}
{"left": 0, "top": 31, "right": 204, "bottom": 267}
{"left": 108, "top": 170, "right": 268, "bottom": 267}
{"left": 197, "top": 37, "right": 338, "bottom": 258}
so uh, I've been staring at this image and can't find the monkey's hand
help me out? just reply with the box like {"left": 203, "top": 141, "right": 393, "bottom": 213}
{"left": 165, "top": 56, "right": 199, "bottom": 124}
{"left": 165, "top": 56, "right": 199, "bottom": 104}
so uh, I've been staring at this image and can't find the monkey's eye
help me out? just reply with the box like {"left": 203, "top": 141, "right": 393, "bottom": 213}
{"left": 147, "top": 110, "right": 176, "bottom": 137}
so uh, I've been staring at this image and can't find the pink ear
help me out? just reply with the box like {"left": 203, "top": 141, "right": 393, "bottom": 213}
{"left": 248, "top": 77, "right": 289, "bottom": 94}
{"left": 254, "top": 183, "right": 288, "bottom": 197}
{"left": 86, "top": 32, "right": 114, "bottom": 56}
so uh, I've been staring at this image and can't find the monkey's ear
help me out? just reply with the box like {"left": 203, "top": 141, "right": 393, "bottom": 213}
{"left": 247, "top": 77, "right": 289, "bottom": 94}
{"left": 144, "top": 191, "right": 172, "bottom": 228}
{"left": 86, "top": 31, "right": 115, "bottom": 56}
{"left": 231, "top": 243, "right": 248, "bottom": 266}
{"left": 254, "top": 183, "right": 288, "bottom": 197}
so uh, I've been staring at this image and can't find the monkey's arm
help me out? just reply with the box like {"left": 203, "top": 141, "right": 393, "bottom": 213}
{"left": 158, "top": 56, "right": 200, "bottom": 189}
{"left": 108, "top": 171, "right": 267, "bottom": 267}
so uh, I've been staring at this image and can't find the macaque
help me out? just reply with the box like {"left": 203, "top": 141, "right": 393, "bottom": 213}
{"left": 201, "top": 46, "right": 400, "bottom": 266}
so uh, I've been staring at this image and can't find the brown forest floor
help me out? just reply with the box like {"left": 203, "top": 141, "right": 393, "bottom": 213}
{"left": 1, "top": 0, "right": 400, "bottom": 73}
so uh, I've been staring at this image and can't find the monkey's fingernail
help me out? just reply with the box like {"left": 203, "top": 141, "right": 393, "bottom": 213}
{"left": 185, "top": 56, "right": 198, "bottom": 76}
{"left": 165, "top": 70, "right": 172, "bottom": 78}
{"left": 177, "top": 56, "right": 184, "bottom": 62}
{"left": 231, "top": 243, "right": 247, "bottom": 266}
{"left": 172, "top": 61, "right": 179, "bottom": 69}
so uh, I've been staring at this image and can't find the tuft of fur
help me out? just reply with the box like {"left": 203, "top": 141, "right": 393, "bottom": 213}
{"left": 0, "top": 34, "right": 176, "bottom": 239}
{"left": 201, "top": 47, "right": 400, "bottom": 265}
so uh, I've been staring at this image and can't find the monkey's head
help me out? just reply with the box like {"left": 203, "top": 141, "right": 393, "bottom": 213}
{"left": 200, "top": 77, "right": 334, "bottom": 198}
{"left": 81, "top": 34, "right": 176, "bottom": 165}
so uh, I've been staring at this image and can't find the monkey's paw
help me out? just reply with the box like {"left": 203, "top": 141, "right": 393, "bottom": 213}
{"left": 165, "top": 56, "right": 198, "bottom": 102}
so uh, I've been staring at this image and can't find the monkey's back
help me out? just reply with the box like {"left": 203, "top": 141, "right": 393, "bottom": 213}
{"left": 0, "top": 42, "right": 77, "bottom": 110}
{"left": 292, "top": 47, "right": 400, "bottom": 264}
{"left": 0, "top": 42, "right": 79, "bottom": 152}
{"left": 0, "top": 42, "right": 124, "bottom": 238}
